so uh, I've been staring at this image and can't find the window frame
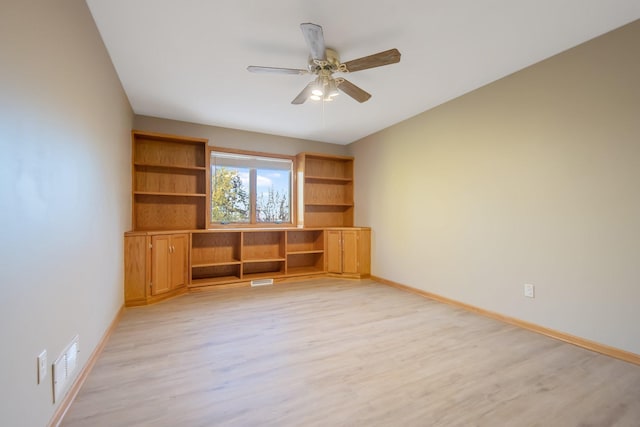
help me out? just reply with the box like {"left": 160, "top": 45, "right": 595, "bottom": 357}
{"left": 206, "top": 146, "right": 297, "bottom": 229}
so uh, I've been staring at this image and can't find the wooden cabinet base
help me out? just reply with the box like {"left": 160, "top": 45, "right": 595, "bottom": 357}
{"left": 124, "top": 232, "right": 188, "bottom": 307}
{"left": 125, "top": 287, "right": 188, "bottom": 307}
{"left": 125, "top": 227, "right": 370, "bottom": 305}
{"left": 326, "top": 228, "right": 371, "bottom": 278}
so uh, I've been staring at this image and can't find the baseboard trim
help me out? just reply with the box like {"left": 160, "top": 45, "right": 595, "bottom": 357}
{"left": 47, "top": 305, "right": 125, "bottom": 427}
{"left": 372, "top": 275, "right": 640, "bottom": 366}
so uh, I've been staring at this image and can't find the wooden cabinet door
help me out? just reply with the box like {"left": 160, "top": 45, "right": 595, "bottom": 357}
{"left": 170, "top": 234, "right": 188, "bottom": 289}
{"left": 124, "top": 235, "right": 149, "bottom": 305}
{"left": 151, "top": 235, "right": 171, "bottom": 295}
{"left": 341, "top": 230, "right": 359, "bottom": 274}
{"left": 326, "top": 230, "right": 343, "bottom": 273}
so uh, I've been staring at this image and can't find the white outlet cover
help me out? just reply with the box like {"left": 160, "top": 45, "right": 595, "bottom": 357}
{"left": 37, "top": 350, "right": 47, "bottom": 384}
{"left": 524, "top": 284, "right": 535, "bottom": 298}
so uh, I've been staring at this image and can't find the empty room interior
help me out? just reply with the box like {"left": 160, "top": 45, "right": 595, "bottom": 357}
{"left": 2, "top": 1, "right": 640, "bottom": 426}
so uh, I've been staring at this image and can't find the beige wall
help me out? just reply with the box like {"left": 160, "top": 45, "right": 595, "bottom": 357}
{"left": 134, "top": 115, "right": 349, "bottom": 157}
{"left": 0, "top": 1, "right": 132, "bottom": 425}
{"left": 349, "top": 20, "right": 640, "bottom": 355}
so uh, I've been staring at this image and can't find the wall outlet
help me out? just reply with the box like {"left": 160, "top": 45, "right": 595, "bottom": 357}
{"left": 37, "top": 350, "right": 47, "bottom": 384}
{"left": 524, "top": 283, "right": 535, "bottom": 298}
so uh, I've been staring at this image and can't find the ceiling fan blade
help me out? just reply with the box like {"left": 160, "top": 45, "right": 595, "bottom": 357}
{"left": 337, "top": 79, "right": 371, "bottom": 103}
{"left": 300, "top": 23, "right": 326, "bottom": 61}
{"left": 247, "top": 66, "right": 309, "bottom": 75}
{"left": 342, "top": 48, "right": 401, "bottom": 72}
{"left": 291, "top": 81, "right": 315, "bottom": 105}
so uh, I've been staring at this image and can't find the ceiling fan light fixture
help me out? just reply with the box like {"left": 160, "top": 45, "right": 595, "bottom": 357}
{"left": 310, "top": 94, "right": 321, "bottom": 101}
{"left": 327, "top": 78, "right": 339, "bottom": 97}
{"left": 311, "top": 76, "right": 324, "bottom": 96}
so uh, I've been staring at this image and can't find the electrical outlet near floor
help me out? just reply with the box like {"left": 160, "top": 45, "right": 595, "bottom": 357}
{"left": 524, "top": 283, "right": 535, "bottom": 298}
{"left": 37, "top": 350, "right": 47, "bottom": 384}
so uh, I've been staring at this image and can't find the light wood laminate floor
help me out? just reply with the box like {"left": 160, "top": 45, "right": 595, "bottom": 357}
{"left": 62, "top": 278, "right": 640, "bottom": 426}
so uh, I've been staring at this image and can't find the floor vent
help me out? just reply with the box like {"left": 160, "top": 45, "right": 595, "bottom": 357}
{"left": 251, "top": 278, "right": 274, "bottom": 287}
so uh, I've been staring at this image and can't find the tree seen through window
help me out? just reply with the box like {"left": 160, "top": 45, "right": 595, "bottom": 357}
{"left": 210, "top": 151, "right": 292, "bottom": 225}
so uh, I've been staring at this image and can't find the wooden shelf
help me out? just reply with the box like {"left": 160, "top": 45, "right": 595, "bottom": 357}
{"left": 286, "top": 266, "right": 325, "bottom": 276}
{"left": 191, "top": 263, "right": 241, "bottom": 284}
{"left": 303, "top": 155, "right": 353, "bottom": 180}
{"left": 287, "top": 250, "right": 324, "bottom": 275}
{"left": 191, "top": 232, "right": 242, "bottom": 284}
{"left": 192, "top": 261, "right": 241, "bottom": 268}
{"left": 305, "top": 175, "right": 352, "bottom": 183}
{"left": 133, "top": 131, "right": 207, "bottom": 169}
{"left": 134, "top": 162, "right": 206, "bottom": 171}
{"left": 242, "top": 270, "right": 285, "bottom": 280}
{"left": 287, "top": 250, "right": 324, "bottom": 255}
{"left": 190, "top": 276, "right": 242, "bottom": 286}
{"left": 287, "top": 229, "right": 324, "bottom": 252}
{"left": 134, "top": 191, "right": 206, "bottom": 197}
{"left": 133, "top": 194, "right": 206, "bottom": 231}
{"left": 243, "top": 257, "right": 286, "bottom": 263}
{"left": 134, "top": 165, "right": 205, "bottom": 195}
{"left": 304, "top": 202, "right": 353, "bottom": 207}
{"left": 303, "top": 205, "right": 353, "bottom": 228}
{"left": 243, "top": 258, "right": 285, "bottom": 275}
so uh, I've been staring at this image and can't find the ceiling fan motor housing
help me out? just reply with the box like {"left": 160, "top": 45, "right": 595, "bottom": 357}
{"left": 308, "top": 48, "right": 341, "bottom": 74}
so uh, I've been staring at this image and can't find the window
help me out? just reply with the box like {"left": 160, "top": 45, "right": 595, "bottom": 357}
{"left": 210, "top": 149, "right": 294, "bottom": 225}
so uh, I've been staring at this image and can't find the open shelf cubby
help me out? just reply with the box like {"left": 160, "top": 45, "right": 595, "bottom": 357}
{"left": 134, "top": 165, "right": 206, "bottom": 195}
{"left": 190, "top": 232, "right": 242, "bottom": 287}
{"left": 242, "top": 231, "right": 285, "bottom": 261}
{"left": 134, "top": 194, "right": 206, "bottom": 231}
{"left": 287, "top": 253, "right": 324, "bottom": 276}
{"left": 191, "top": 232, "right": 241, "bottom": 266}
{"left": 242, "top": 260, "right": 286, "bottom": 279}
{"left": 303, "top": 205, "right": 354, "bottom": 228}
{"left": 304, "top": 155, "right": 353, "bottom": 180}
{"left": 134, "top": 134, "right": 206, "bottom": 169}
{"left": 286, "top": 229, "right": 324, "bottom": 252}
{"left": 285, "top": 229, "right": 325, "bottom": 276}
{"left": 191, "top": 264, "right": 242, "bottom": 286}
{"left": 303, "top": 179, "right": 353, "bottom": 206}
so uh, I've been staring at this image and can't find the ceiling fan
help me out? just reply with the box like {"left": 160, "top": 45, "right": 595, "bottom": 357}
{"left": 247, "top": 23, "right": 401, "bottom": 104}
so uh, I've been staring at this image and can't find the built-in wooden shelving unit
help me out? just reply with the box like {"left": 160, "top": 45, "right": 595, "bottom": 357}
{"left": 132, "top": 131, "right": 208, "bottom": 231}
{"left": 297, "top": 153, "right": 354, "bottom": 227}
{"left": 187, "top": 229, "right": 326, "bottom": 289}
{"left": 124, "top": 133, "right": 370, "bottom": 306}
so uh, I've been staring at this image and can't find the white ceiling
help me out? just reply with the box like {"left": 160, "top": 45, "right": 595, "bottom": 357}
{"left": 87, "top": 0, "right": 640, "bottom": 145}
